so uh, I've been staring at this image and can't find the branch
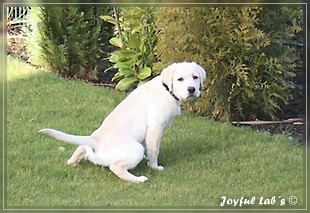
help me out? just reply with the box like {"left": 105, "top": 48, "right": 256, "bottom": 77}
{"left": 112, "top": 7, "right": 125, "bottom": 48}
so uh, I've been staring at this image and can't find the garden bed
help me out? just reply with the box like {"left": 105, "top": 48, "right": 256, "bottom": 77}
{"left": 232, "top": 118, "right": 304, "bottom": 144}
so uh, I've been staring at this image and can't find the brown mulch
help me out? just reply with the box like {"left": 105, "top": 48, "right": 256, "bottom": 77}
{"left": 232, "top": 119, "right": 304, "bottom": 144}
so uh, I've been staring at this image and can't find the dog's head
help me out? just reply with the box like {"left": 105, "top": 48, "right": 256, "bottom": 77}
{"left": 161, "top": 62, "right": 206, "bottom": 101}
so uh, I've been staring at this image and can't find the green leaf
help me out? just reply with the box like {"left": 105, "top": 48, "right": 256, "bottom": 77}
{"left": 131, "top": 24, "right": 148, "bottom": 34}
{"left": 103, "top": 66, "right": 115, "bottom": 73}
{"left": 146, "top": 55, "right": 154, "bottom": 64}
{"left": 119, "top": 68, "right": 132, "bottom": 76}
{"left": 119, "top": 49, "right": 136, "bottom": 56}
{"left": 109, "top": 37, "right": 123, "bottom": 48}
{"left": 114, "top": 62, "right": 130, "bottom": 70}
{"left": 100, "top": 15, "right": 117, "bottom": 25}
{"left": 139, "top": 38, "right": 146, "bottom": 53}
{"left": 112, "top": 72, "right": 122, "bottom": 81}
{"left": 127, "top": 35, "right": 140, "bottom": 49}
{"left": 115, "top": 77, "right": 138, "bottom": 91}
{"left": 108, "top": 52, "right": 120, "bottom": 63}
{"left": 137, "top": 66, "right": 151, "bottom": 80}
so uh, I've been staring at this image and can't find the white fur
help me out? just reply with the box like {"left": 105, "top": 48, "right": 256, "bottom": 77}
{"left": 39, "top": 62, "right": 206, "bottom": 183}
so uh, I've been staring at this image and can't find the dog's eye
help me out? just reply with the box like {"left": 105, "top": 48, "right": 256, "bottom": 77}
{"left": 193, "top": 75, "right": 199, "bottom": 80}
{"left": 177, "top": 77, "right": 184, "bottom": 81}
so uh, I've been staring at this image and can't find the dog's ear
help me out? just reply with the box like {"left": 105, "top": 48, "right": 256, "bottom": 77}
{"left": 161, "top": 63, "right": 177, "bottom": 91}
{"left": 192, "top": 62, "right": 206, "bottom": 88}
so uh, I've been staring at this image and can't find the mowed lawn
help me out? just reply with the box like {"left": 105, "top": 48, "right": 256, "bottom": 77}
{"left": 5, "top": 56, "right": 304, "bottom": 208}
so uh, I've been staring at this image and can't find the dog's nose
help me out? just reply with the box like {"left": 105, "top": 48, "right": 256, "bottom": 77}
{"left": 187, "top": 87, "right": 196, "bottom": 94}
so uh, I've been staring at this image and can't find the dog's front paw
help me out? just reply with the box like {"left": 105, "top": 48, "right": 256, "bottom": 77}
{"left": 157, "top": 165, "right": 164, "bottom": 171}
{"left": 147, "top": 162, "right": 164, "bottom": 171}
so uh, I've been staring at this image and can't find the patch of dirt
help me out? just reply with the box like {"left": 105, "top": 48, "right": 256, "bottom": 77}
{"left": 92, "top": 59, "right": 117, "bottom": 88}
{"left": 249, "top": 123, "right": 304, "bottom": 144}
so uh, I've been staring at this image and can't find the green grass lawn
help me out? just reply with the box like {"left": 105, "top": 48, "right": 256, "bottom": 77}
{"left": 5, "top": 56, "right": 304, "bottom": 208}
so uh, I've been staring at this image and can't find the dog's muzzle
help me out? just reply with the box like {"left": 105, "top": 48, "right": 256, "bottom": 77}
{"left": 187, "top": 87, "right": 196, "bottom": 95}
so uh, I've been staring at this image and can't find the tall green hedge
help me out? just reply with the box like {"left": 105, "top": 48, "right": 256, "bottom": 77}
{"left": 27, "top": 6, "right": 113, "bottom": 81}
{"left": 155, "top": 7, "right": 302, "bottom": 121}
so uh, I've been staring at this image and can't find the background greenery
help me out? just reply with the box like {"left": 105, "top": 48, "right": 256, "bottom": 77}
{"left": 24, "top": 6, "right": 303, "bottom": 121}
{"left": 101, "top": 7, "right": 158, "bottom": 90}
{"left": 155, "top": 7, "right": 302, "bottom": 122}
{"left": 6, "top": 57, "right": 303, "bottom": 207}
{"left": 26, "top": 6, "right": 113, "bottom": 81}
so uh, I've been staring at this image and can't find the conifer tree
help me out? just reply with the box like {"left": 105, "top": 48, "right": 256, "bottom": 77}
{"left": 37, "top": 6, "right": 112, "bottom": 80}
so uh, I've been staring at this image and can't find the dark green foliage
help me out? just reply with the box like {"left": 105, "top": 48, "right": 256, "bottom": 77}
{"left": 34, "top": 6, "right": 113, "bottom": 80}
{"left": 101, "top": 7, "right": 157, "bottom": 90}
{"left": 155, "top": 7, "right": 302, "bottom": 121}
{"left": 26, "top": 6, "right": 303, "bottom": 121}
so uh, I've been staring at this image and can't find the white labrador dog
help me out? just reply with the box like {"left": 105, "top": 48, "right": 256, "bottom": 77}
{"left": 39, "top": 62, "right": 206, "bottom": 183}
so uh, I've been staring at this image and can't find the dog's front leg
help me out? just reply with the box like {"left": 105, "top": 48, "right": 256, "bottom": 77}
{"left": 145, "top": 128, "right": 164, "bottom": 171}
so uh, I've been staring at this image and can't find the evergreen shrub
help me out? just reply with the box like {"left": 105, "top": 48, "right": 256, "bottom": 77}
{"left": 155, "top": 7, "right": 302, "bottom": 121}
{"left": 26, "top": 6, "right": 113, "bottom": 81}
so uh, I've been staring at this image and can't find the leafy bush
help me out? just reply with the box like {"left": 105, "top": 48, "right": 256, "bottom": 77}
{"left": 26, "top": 6, "right": 113, "bottom": 81}
{"left": 155, "top": 7, "right": 302, "bottom": 121}
{"left": 101, "top": 7, "right": 157, "bottom": 90}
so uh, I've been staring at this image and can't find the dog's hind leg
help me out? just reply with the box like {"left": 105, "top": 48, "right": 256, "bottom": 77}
{"left": 109, "top": 141, "right": 147, "bottom": 183}
{"left": 109, "top": 163, "right": 148, "bottom": 183}
{"left": 67, "top": 146, "right": 87, "bottom": 166}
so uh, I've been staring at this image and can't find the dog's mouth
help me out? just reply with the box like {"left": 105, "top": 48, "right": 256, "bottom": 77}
{"left": 186, "top": 93, "right": 198, "bottom": 99}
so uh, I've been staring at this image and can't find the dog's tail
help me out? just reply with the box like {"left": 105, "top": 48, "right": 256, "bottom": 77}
{"left": 39, "top": 128, "right": 97, "bottom": 148}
